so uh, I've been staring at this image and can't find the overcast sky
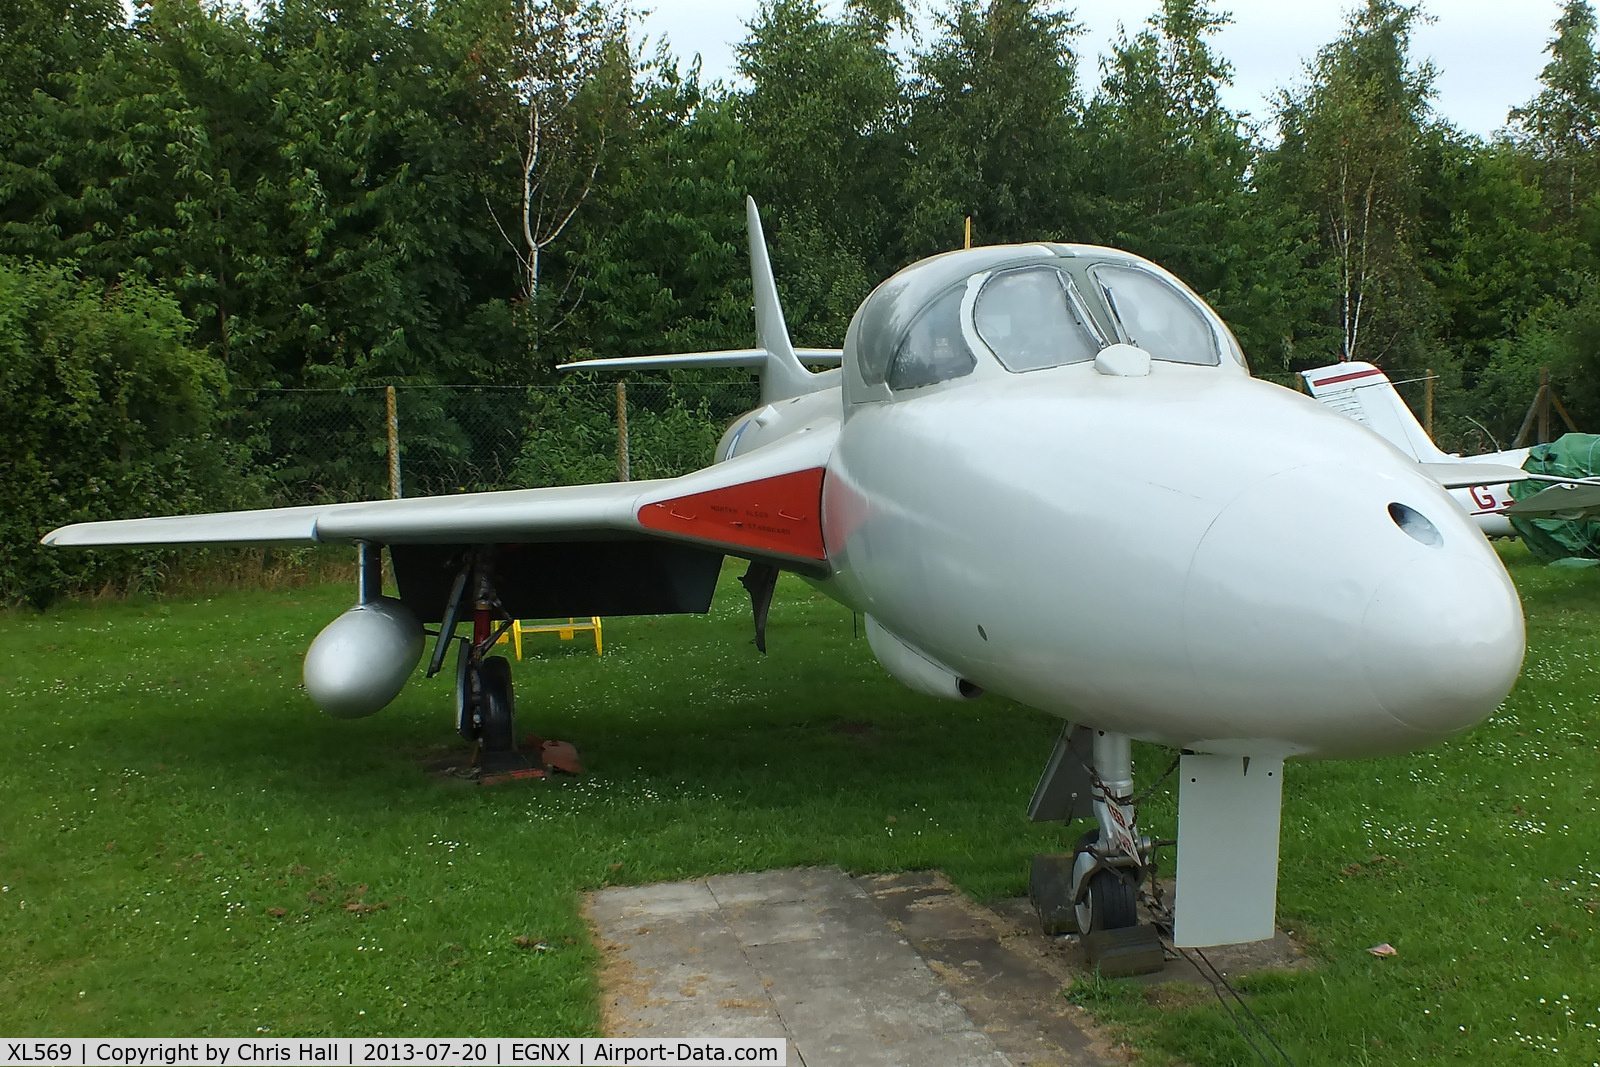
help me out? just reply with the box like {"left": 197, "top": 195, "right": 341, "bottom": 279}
{"left": 635, "top": 0, "right": 1566, "bottom": 139}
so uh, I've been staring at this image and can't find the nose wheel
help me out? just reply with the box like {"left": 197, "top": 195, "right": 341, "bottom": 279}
{"left": 1028, "top": 725, "right": 1166, "bottom": 976}
{"left": 1072, "top": 830, "right": 1139, "bottom": 933}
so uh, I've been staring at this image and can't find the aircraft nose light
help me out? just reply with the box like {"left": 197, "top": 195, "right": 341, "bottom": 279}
{"left": 1388, "top": 502, "right": 1442, "bottom": 547}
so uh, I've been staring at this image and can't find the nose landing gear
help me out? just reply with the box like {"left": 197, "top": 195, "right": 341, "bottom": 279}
{"left": 1027, "top": 724, "right": 1166, "bottom": 976}
{"left": 1071, "top": 830, "right": 1139, "bottom": 935}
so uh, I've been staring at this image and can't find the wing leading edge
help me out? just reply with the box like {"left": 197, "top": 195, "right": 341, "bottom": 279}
{"left": 42, "top": 418, "right": 839, "bottom": 568}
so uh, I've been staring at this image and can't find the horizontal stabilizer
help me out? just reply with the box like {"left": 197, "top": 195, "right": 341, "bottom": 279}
{"left": 560, "top": 199, "right": 835, "bottom": 404}
{"left": 1420, "top": 462, "right": 1529, "bottom": 489}
{"left": 1174, "top": 753, "right": 1284, "bottom": 947}
{"left": 558, "top": 348, "right": 841, "bottom": 373}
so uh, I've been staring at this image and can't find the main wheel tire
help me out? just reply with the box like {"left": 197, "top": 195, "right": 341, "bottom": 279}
{"left": 1071, "top": 830, "right": 1139, "bottom": 934}
{"left": 477, "top": 655, "right": 516, "bottom": 753}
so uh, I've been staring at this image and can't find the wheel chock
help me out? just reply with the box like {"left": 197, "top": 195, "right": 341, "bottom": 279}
{"left": 540, "top": 739, "right": 582, "bottom": 775}
{"left": 1083, "top": 924, "right": 1165, "bottom": 977}
{"left": 1029, "top": 852, "right": 1078, "bottom": 935}
{"left": 476, "top": 747, "right": 546, "bottom": 785}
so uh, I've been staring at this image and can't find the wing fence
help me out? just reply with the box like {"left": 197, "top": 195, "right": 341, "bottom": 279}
{"left": 220, "top": 380, "right": 762, "bottom": 507}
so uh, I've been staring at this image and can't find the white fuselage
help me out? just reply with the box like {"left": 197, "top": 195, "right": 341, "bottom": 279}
{"left": 723, "top": 364, "right": 1526, "bottom": 762}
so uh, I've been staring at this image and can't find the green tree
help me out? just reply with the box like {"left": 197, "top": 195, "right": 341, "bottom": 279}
{"left": 903, "top": 0, "right": 1087, "bottom": 256}
{"left": 7, "top": 0, "right": 527, "bottom": 389}
{"left": 1511, "top": 0, "right": 1600, "bottom": 223}
{"left": 0, "top": 0, "right": 121, "bottom": 262}
{"left": 1264, "top": 0, "right": 1438, "bottom": 370}
{"left": 1475, "top": 278, "right": 1600, "bottom": 444}
{"left": 1418, "top": 133, "right": 1577, "bottom": 390}
{"left": 0, "top": 257, "right": 249, "bottom": 604}
{"left": 563, "top": 53, "right": 759, "bottom": 361}
{"left": 1083, "top": 0, "right": 1321, "bottom": 373}
{"left": 735, "top": 0, "right": 906, "bottom": 343}
{"left": 244, "top": 0, "right": 524, "bottom": 386}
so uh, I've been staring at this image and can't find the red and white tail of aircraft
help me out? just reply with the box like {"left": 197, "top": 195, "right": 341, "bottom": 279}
{"left": 1301, "top": 363, "right": 1529, "bottom": 537}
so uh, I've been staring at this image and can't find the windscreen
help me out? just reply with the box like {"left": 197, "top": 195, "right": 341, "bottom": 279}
{"left": 974, "top": 266, "right": 1101, "bottom": 372}
{"left": 1094, "top": 265, "right": 1219, "bottom": 366}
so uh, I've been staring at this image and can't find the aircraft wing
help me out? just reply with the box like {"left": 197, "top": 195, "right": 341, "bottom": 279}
{"left": 1505, "top": 481, "right": 1600, "bottom": 522}
{"left": 1418, "top": 462, "right": 1530, "bottom": 489}
{"left": 41, "top": 483, "right": 651, "bottom": 549}
{"left": 44, "top": 500, "right": 351, "bottom": 547}
{"left": 42, "top": 418, "right": 839, "bottom": 568}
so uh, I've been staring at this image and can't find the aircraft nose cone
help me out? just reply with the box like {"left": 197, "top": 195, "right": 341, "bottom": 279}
{"left": 1182, "top": 462, "right": 1525, "bottom": 756}
{"left": 1361, "top": 553, "right": 1525, "bottom": 734}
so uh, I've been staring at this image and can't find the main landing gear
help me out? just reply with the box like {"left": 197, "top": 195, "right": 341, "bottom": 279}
{"left": 456, "top": 644, "right": 515, "bottom": 753}
{"left": 427, "top": 549, "right": 553, "bottom": 780}
{"left": 1027, "top": 724, "right": 1166, "bottom": 976}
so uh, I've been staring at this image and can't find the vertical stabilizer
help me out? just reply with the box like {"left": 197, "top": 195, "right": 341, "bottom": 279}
{"left": 745, "top": 197, "right": 817, "bottom": 404}
{"left": 1302, "top": 363, "right": 1449, "bottom": 462}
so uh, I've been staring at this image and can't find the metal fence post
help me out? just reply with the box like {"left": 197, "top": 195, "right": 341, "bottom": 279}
{"left": 386, "top": 385, "right": 402, "bottom": 499}
{"left": 616, "top": 381, "right": 630, "bottom": 482}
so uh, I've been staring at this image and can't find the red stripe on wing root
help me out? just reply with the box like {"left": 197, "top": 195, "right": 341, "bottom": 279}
{"left": 637, "top": 468, "right": 828, "bottom": 560}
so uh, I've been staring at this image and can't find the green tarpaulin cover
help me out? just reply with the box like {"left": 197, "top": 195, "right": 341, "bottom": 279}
{"left": 1508, "top": 434, "right": 1600, "bottom": 562}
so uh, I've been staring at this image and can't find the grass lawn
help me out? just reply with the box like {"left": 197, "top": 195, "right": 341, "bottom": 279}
{"left": 0, "top": 547, "right": 1597, "bottom": 1065}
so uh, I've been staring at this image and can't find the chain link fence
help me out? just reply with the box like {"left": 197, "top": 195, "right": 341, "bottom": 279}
{"left": 222, "top": 380, "right": 762, "bottom": 507}
{"left": 209, "top": 370, "right": 1550, "bottom": 509}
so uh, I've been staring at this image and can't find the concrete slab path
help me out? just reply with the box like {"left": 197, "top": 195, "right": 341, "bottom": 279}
{"left": 589, "top": 868, "right": 1122, "bottom": 1067}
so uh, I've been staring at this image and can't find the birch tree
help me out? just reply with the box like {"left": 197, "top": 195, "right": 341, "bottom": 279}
{"left": 1268, "top": 0, "right": 1435, "bottom": 366}
{"left": 495, "top": 0, "right": 631, "bottom": 345}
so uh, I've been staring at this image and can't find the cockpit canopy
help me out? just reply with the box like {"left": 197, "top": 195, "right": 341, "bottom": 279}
{"left": 842, "top": 243, "right": 1246, "bottom": 406}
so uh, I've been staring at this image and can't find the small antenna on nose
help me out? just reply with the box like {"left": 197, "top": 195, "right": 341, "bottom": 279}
{"left": 964, "top": 216, "right": 972, "bottom": 250}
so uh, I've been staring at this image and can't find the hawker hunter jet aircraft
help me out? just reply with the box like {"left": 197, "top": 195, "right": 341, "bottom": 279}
{"left": 45, "top": 200, "right": 1528, "bottom": 950}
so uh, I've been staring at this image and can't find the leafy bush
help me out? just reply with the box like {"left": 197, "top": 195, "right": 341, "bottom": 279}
{"left": 0, "top": 257, "right": 257, "bottom": 604}
{"left": 513, "top": 380, "right": 625, "bottom": 488}
{"left": 630, "top": 391, "right": 733, "bottom": 481}
{"left": 513, "top": 378, "right": 754, "bottom": 488}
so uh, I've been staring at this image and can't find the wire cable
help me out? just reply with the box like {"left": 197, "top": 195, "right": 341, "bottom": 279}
{"left": 1169, "top": 944, "right": 1296, "bottom": 1067}
{"left": 1171, "top": 944, "right": 1284, "bottom": 1067}
{"left": 1137, "top": 850, "right": 1295, "bottom": 1067}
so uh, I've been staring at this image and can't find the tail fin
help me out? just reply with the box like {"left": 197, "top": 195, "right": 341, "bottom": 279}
{"left": 1302, "top": 363, "right": 1448, "bottom": 462}
{"left": 743, "top": 197, "right": 816, "bottom": 402}
{"left": 557, "top": 198, "right": 832, "bottom": 405}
